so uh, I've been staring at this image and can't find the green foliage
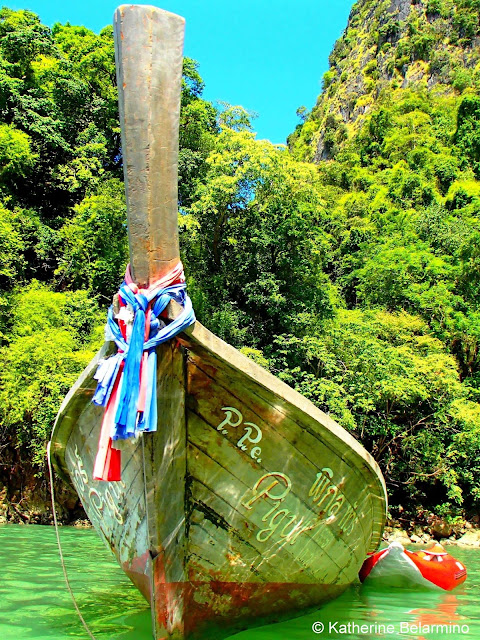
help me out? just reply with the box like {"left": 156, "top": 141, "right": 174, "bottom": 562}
{"left": 182, "top": 126, "right": 336, "bottom": 345}
{"left": 0, "top": 10, "right": 120, "bottom": 217}
{"left": 445, "top": 179, "right": 480, "bottom": 208}
{"left": 0, "top": 283, "right": 102, "bottom": 467}
{"left": 0, "top": 123, "right": 36, "bottom": 181}
{"left": 451, "top": 6, "right": 479, "bottom": 44}
{"left": 354, "top": 239, "right": 453, "bottom": 309}
{"left": 287, "top": 2, "right": 480, "bottom": 513}
{"left": 0, "top": 203, "right": 25, "bottom": 290}
{"left": 426, "top": 0, "right": 452, "bottom": 19}
{"left": 56, "top": 179, "right": 128, "bottom": 300}
{"left": 239, "top": 346, "right": 269, "bottom": 369}
{"left": 267, "top": 310, "right": 473, "bottom": 508}
{"left": 454, "top": 94, "right": 480, "bottom": 176}
{"left": 217, "top": 103, "right": 257, "bottom": 132}
{"left": 0, "top": 4, "right": 479, "bottom": 522}
{"left": 322, "top": 70, "right": 336, "bottom": 89}
{"left": 178, "top": 58, "right": 218, "bottom": 207}
{"left": 452, "top": 68, "right": 473, "bottom": 93}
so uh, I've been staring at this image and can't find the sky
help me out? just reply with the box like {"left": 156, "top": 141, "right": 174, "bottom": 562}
{"left": 9, "top": 0, "right": 354, "bottom": 144}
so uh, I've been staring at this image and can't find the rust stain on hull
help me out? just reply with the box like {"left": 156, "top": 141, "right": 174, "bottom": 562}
{"left": 152, "top": 580, "right": 347, "bottom": 640}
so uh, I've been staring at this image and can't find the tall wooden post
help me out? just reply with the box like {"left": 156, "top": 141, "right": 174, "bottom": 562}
{"left": 114, "top": 5, "right": 185, "bottom": 287}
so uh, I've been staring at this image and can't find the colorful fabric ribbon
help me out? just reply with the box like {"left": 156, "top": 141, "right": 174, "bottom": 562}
{"left": 92, "top": 262, "right": 195, "bottom": 481}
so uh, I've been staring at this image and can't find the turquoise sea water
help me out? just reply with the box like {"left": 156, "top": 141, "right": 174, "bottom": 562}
{"left": 0, "top": 524, "right": 479, "bottom": 640}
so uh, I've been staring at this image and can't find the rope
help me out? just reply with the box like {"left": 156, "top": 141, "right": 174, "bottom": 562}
{"left": 46, "top": 441, "right": 97, "bottom": 640}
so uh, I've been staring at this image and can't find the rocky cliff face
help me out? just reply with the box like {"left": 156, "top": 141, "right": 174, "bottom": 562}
{"left": 289, "top": 0, "right": 480, "bottom": 160}
{"left": 0, "top": 447, "right": 85, "bottom": 525}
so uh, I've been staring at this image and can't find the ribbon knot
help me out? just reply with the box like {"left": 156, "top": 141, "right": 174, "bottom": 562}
{"left": 135, "top": 293, "right": 148, "bottom": 312}
{"left": 92, "top": 261, "right": 195, "bottom": 481}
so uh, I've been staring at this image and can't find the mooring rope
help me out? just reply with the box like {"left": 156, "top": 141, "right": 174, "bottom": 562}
{"left": 46, "top": 441, "right": 97, "bottom": 640}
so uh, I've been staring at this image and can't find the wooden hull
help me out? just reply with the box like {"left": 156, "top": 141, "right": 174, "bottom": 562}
{"left": 51, "top": 318, "right": 387, "bottom": 640}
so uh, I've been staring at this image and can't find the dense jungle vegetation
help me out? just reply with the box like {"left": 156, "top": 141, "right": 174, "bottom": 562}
{"left": 0, "top": 0, "right": 480, "bottom": 524}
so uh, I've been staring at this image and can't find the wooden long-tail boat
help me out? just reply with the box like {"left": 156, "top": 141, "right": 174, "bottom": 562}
{"left": 50, "top": 5, "right": 387, "bottom": 640}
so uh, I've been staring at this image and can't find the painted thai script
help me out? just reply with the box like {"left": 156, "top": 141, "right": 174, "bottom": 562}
{"left": 70, "top": 445, "right": 125, "bottom": 526}
{"left": 308, "top": 467, "right": 358, "bottom": 536}
{"left": 217, "top": 406, "right": 262, "bottom": 463}
{"left": 241, "top": 468, "right": 359, "bottom": 544}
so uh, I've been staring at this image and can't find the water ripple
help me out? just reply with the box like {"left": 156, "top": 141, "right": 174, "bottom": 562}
{"left": 1, "top": 526, "right": 479, "bottom": 640}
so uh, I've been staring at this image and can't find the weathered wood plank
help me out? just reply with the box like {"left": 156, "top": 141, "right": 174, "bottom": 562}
{"left": 186, "top": 409, "right": 369, "bottom": 561}
{"left": 185, "top": 358, "right": 373, "bottom": 550}
{"left": 185, "top": 432, "right": 363, "bottom": 581}
{"left": 51, "top": 314, "right": 387, "bottom": 639}
{"left": 177, "top": 321, "right": 386, "bottom": 552}
{"left": 187, "top": 481, "right": 355, "bottom": 586}
{"left": 64, "top": 416, "right": 149, "bottom": 570}
{"left": 142, "top": 341, "right": 187, "bottom": 637}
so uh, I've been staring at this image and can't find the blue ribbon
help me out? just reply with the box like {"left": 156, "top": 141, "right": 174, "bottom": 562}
{"left": 93, "top": 278, "right": 195, "bottom": 439}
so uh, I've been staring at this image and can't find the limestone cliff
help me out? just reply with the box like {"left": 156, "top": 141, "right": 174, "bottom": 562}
{"left": 289, "top": 0, "right": 480, "bottom": 161}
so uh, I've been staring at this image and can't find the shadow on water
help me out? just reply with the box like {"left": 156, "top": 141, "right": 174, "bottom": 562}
{"left": 1, "top": 527, "right": 479, "bottom": 640}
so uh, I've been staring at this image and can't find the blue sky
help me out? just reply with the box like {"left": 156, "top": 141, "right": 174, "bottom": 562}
{"left": 9, "top": 0, "right": 354, "bottom": 143}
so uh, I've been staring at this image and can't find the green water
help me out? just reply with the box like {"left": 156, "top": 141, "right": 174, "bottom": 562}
{"left": 1, "top": 525, "right": 479, "bottom": 640}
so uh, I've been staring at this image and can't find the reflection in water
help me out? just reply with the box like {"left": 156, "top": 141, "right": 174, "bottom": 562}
{"left": 408, "top": 593, "right": 464, "bottom": 630}
{"left": 0, "top": 527, "right": 478, "bottom": 640}
{"left": 235, "top": 546, "right": 479, "bottom": 640}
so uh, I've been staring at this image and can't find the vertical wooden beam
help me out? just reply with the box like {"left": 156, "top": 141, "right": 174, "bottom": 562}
{"left": 114, "top": 5, "right": 185, "bottom": 287}
{"left": 143, "top": 341, "right": 187, "bottom": 638}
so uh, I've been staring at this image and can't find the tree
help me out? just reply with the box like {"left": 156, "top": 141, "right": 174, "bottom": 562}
{"left": 56, "top": 179, "right": 128, "bottom": 300}
{"left": 455, "top": 94, "right": 480, "bottom": 177}
{"left": 0, "top": 283, "right": 101, "bottom": 467}
{"left": 182, "top": 125, "right": 336, "bottom": 345}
